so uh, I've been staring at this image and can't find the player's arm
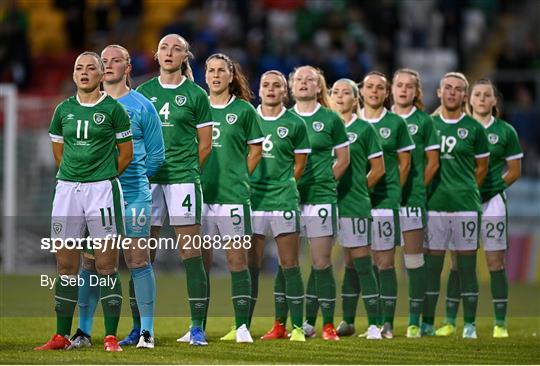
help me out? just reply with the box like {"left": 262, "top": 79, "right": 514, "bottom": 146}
{"left": 424, "top": 149, "right": 440, "bottom": 186}
{"left": 367, "top": 154, "right": 385, "bottom": 189}
{"left": 333, "top": 145, "right": 350, "bottom": 181}
{"left": 475, "top": 156, "right": 489, "bottom": 187}
{"left": 197, "top": 125, "right": 213, "bottom": 169}
{"left": 398, "top": 151, "right": 411, "bottom": 187}
{"left": 117, "top": 140, "right": 133, "bottom": 175}
{"left": 246, "top": 142, "right": 262, "bottom": 175}
{"left": 142, "top": 104, "right": 165, "bottom": 178}
{"left": 503, "top": 158, "right": 521, "bottom": 187}
{"left": 51, "top": 142, "right": 64, "bottom": 168}
{"left": 293, "top": 153, "right": 309, "bottom": 181}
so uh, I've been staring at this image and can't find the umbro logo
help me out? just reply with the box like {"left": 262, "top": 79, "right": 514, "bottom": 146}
{"left": 149, "top": 97, "right": 157, "bottom": 103}
{"left": 67, "top": 114, "right": 75, "bottom": 120}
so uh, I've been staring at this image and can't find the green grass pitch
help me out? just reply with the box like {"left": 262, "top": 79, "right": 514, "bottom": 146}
{"left": 1, "top": 274, "right": 539, "bottom": 364}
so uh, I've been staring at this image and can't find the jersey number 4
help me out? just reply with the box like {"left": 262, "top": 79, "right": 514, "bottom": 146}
{"left": 159, "top": 102, "right": 170, "bottom": 121}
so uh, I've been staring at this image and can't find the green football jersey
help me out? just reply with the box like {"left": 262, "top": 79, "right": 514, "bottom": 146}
{"left": 393, "top": 107, "right": 440, "bottom": 207}
{"left": 338, "top": 114, "right": 383, "bottom": 217}
{"left": 291, "top": 103, "right": 349, "bottom": 204}
{"left": 250, "top": 106, "right": 311, "bottom": 211}
{"left": 201, "top": 96, "right": 264, "bottom": 205}
{"left": 48, "top": 93, "right": 132, "bottom": 183}
{"left": 362, "top": 109, "right": 415, "bottom": 209}
{"left": 428, "top": 113, "right": 490, "bottom": 212}
{"left": 479, "top": 116, "right": 523, "bottom": 202}
{"left": 136, "top": 77, "right": 213, "bottom": 184}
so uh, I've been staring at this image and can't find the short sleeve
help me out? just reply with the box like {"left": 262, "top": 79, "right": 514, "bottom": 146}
{"left": 244, "top": 105, "right": 264, "bottom": 144}
{"left": 113, "top": 103, "right": 133, "bottom": 143}
{"left": 504, "top": 124, "right": 524, "bottom": 161}
{"left": 365, "top": 123, "right": 383, "bottom": 159}
{"left": 474, "top": 124, "right": 490, "bottom": 158}
{"left": 49, "top": 104, "right": 64, "bottom": 143}
{"left": 293, "top": 118, "right": 311, "bottom": 154}
{"left": 332, "top": 114, "right": 349, "bottom": 149}
{"left": 194, "top": 89, "right": 213, "bottom": 129}
{"left": 424, "top": 116, "right": 440, "bottom": 151}
{"left": 396, "top": 117, "right": 415, "bottom": 152}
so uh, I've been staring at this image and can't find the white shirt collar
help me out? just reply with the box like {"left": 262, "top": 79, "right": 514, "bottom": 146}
{"left": 257, "top": 105, "right": 287, "bottom": 121}
{"left": 345, "top": 113, "right": 358, "bottom": 127}
{"left": 210, "top": 95, "right": 236, "bottom": 109}
{"left": 391, "top": 105, "right": 417, "bottom": 119}
{"left": 158, "top": 75, "right": 187, "bottom": 89}
{"left": 293, "top": 103, "right": 321, "bottom": 117}
{"left": 76, "top": 91, "right": 107, "bottom": 107}
{"left": 440, "top": 112, "right": 466, "bottom": 124}
{"left": 482, "top": 115, "right": 495, "bottom": 129}
{"left": 360, "top": 108, "right": 387, "bottom": 123}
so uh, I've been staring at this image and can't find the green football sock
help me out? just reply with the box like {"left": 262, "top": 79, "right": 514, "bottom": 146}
{"left": 407, "top": 263, "right": 426, "bottom": 327}
{"left": 248, "top": 266, "right": 259, "bottom": 327}
{"left": 128, "top": 277, "right": 141, "bottom": 329}
{"left": 305, "top": 268, "right": 318, "bottom": 326}
{"left": 274, "top": 266, "right": 288, "bottom": 324}
{"left": 353, "top": 256, "right": 380, "bottom": 326}
{"left": 99, "top": 273, "right": 122, "bottom": 336}
{"left": 379, "top": 268, "right": 397, "bottom": 327}
{"left": 183, "top": 256, "right": 208, "bottom": 328}
{"left": 341, "top": 266, "right": 360, "bottom": 325}
{"left": 422, "top": 254, "right": 445, "bottom": 325}
{"left": 490, "top": 269, "right": 508, "bottom": 326}
{"left": 457, "top": 254, "right": 478, "bottom": 325}
{"left": 444, "top": 269, "right": 460, "bottom": 325}
{"left": 315, "top": 266, "right": 336, "bottom": 325}
{"left": 231, "top": 269, "right": 251, "bottom": 328}
{"left": 203, "top": 269, "right": 210, "bottom": 330}
{"left": 283, "top": 266, "right": 304, "bottom": 328}
{"left": 55, "top": 275, "right": 78, "bottom": 337}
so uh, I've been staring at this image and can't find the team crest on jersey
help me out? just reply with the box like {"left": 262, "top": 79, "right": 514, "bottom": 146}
{"left": 52, "top": 222, "right": 62, "bottom": 234}
{"left": 277, "top": 126, "right": 289, "bottom": 138}
{"left": 379, "top": 127, "right": 391, "bottom": 139}
{"left": 226, "top": 113, "right": 238, "bottom": 124}
{"left": 312, "top": 121, "right": 324, "bottom": 132}
{"left": 175, "top": 95, "right": 187, "bottom": 106}
{"left": 408, "top": 124, "right": 419, "bottom": 135}
{"left": 488, "top": 133, "right": 499, "bottom": 144}
{"left": 93, "top": 113, "right": 105, "bottom": 125}
{"left": 457, "top": 128, "right": 468, "bottom": 139}
{"left": 347, "top": 132, "right": 358, "bottom": 143}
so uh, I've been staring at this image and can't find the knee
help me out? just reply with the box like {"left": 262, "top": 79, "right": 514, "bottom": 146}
{"left": 94, "top": 260, "right": 117, "bottom": 275}
{"left": 486, "top": 255, "right": 505, "bottom": 272}
{"left": 227, "top": 256, "right": 247, "bottom": 272}
{"left": 376, "top": 256, "right": 394, "bottom": 270}
{"left": 57, "top": 263, "right": 79, "bottom": 276}
{"left": 280, "top": 257, "right": 298, "bottom": 268}
{"left": 312, "top": 257, "right": 330, "bottom": 270}
{"left": 125, "top": 257, "right": 149, "bottom": 269}
{"left": 81, "top": 256, "right": 96, "bottom": 272}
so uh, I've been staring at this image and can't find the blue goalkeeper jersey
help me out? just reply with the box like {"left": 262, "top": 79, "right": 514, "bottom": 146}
{"left": 118, "top": 90, "right": 165, "bottom": 199}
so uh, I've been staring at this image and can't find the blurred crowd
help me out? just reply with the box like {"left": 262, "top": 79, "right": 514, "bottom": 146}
{"left": 0, "top": 0, "right": 539, "bottom": 175}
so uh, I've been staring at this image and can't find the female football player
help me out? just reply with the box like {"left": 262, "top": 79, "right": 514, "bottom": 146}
{"left": 249, "top": 70, "right": 311, "bottom": 342}
{"left": 330, "top": 79, "right": 385, "bottom": 340}
{"left": 391, "top": 69, "right": 440, "bottom": 338}
{"left": 359, "top": 71, "right": 414, "bottom": 339}
{"left": 36, "top": 52, "right": 133, "bottom": 351}
{"left": 177, "top": 53, "right": 263, "bottom": 344}
{"left": 422, "top": 72, "right": 489, "bottom": 339}
{"left": 137, "top": 34, "right": 213, "bottom": 346}
{"left": 286, "top": 66, "right": 349, "bottom": 340}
